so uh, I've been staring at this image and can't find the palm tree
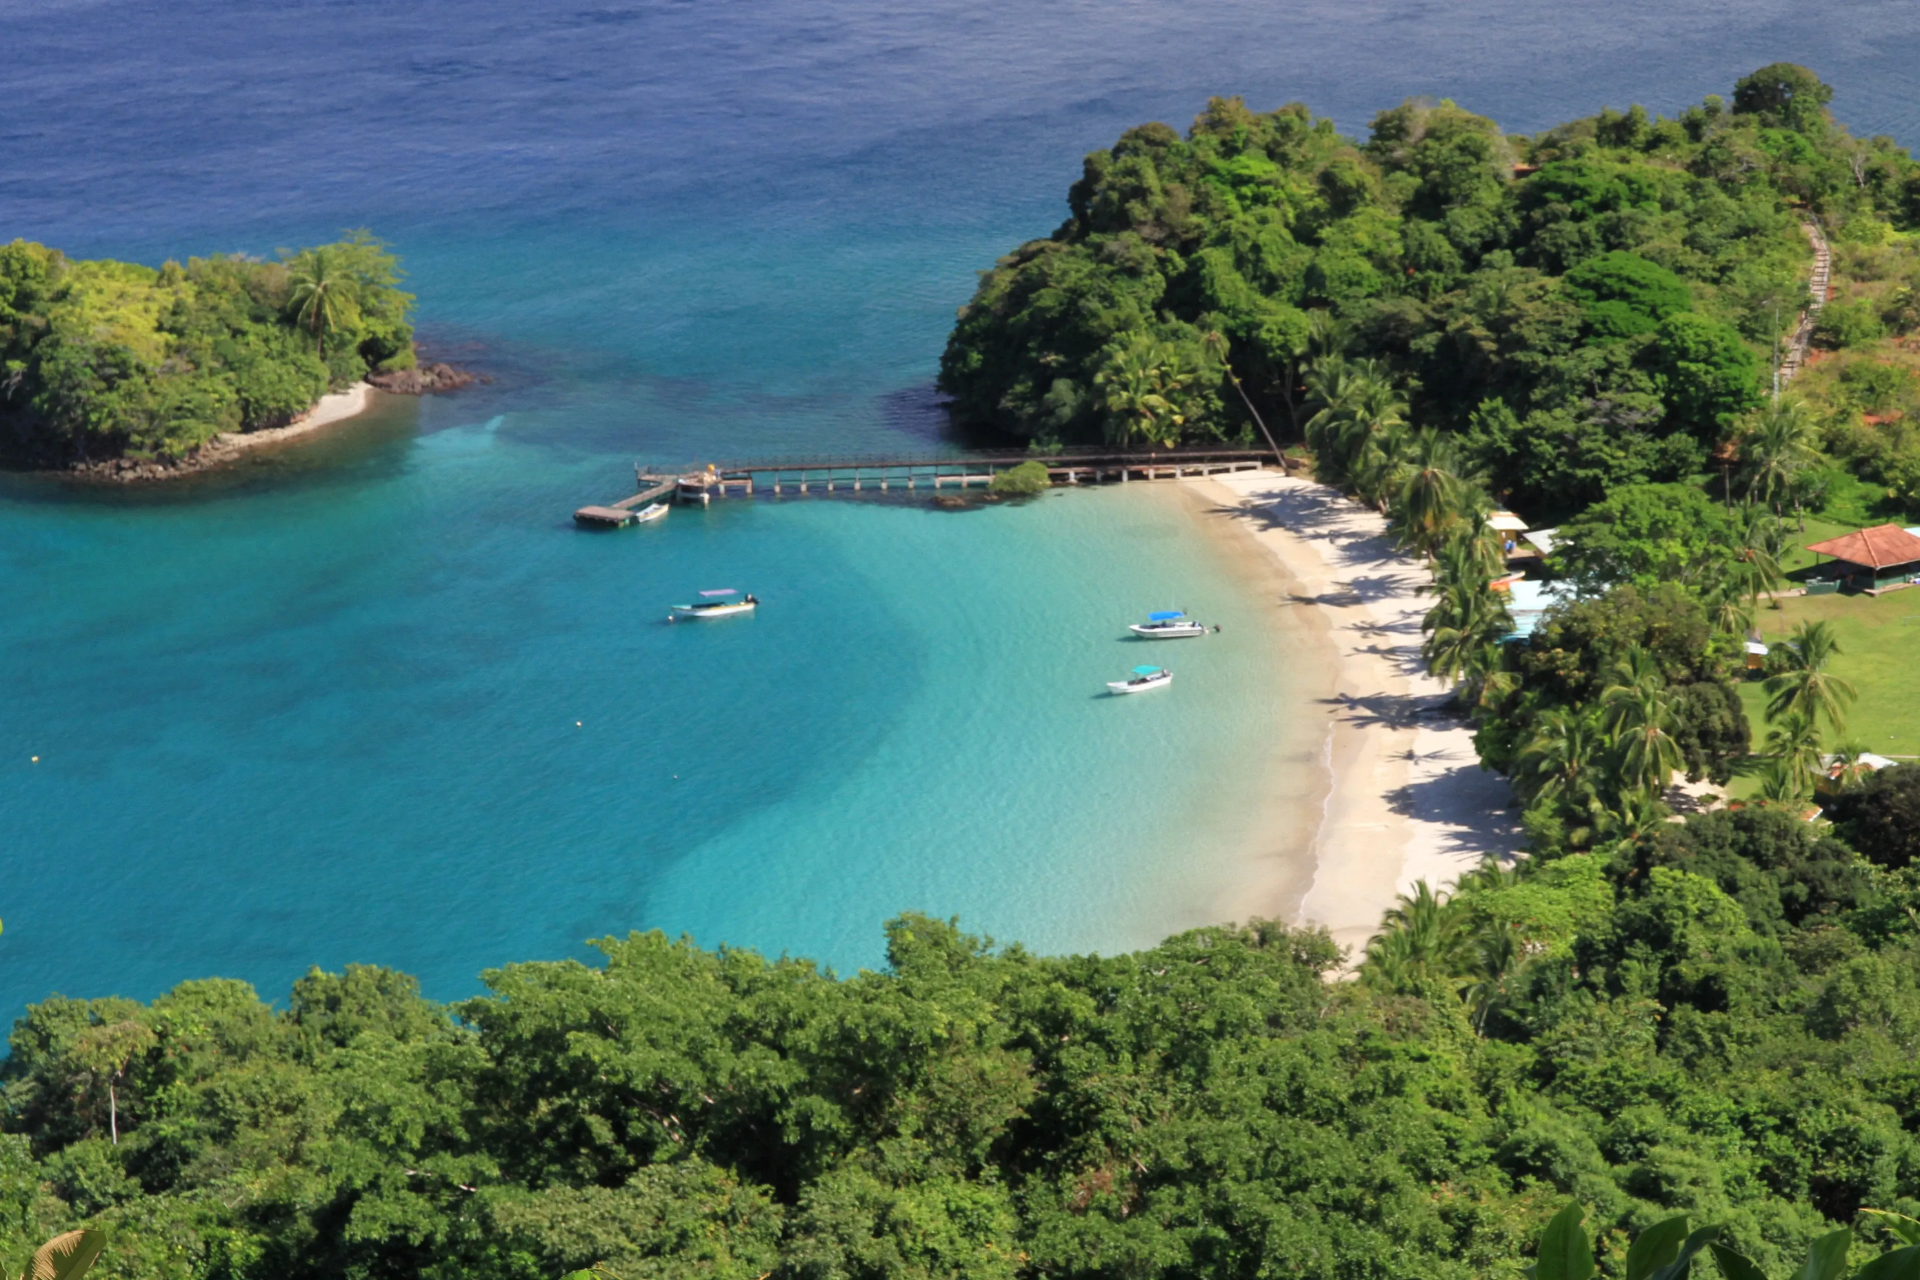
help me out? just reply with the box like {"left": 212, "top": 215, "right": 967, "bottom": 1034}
{"left": 1823, "top": 742, "right": 1874, "bottom": 795}
{"left": 1602, "top": 645, "right": 1666, "bottom": 703}
{"left": 1741, "top": 398, "right": 1820, "bottom": 513}
{"left": 1093, "top": 341, "right": 1195, "bottom": 448}
{"left": 1443, "top": 510, "right": 1509, "bottom": 581}
{"left": 1595, "top": 786, "right": 1668, "bottom": 844}
{"left": 1202, "top": 329, "right": 1286, "bottom": 463}
{"left": 1303, "top": 359, "right": 1408, "bottom": 495}
{"left": 1763, "top": 619, "right": 1858, "bottom": 736}
{"left": 1513, "top": 708, "right": 1608, "bottom": 812}
{"left": 1363, "top": 880, "right": 1478, "bottom": 992}
{"left": 1350, "top": 418, "right": 1413, "bottom": 510}
{"left": 1705, "top": 584, "right": 1757, "bottom": 642}
{"left": 1725, "top": 509, "right": 1788, "bottom": 606}
{"left": 1460, "top": 915, "right": 1530, "bottom": 1032}
{"left": 1392, "top": 428, "right": 1483, "bottom": 558}
{"left": 1268, "top": 312, "right": 1344, "bottom": 441}
{"left": 287, "top": 248, "right": 345, "bottom": 358}
{"left": 1603, "top": 676, "right": 1685, "bottom": 802}
{"left": 1420, "top": 535, "right": 1515, "bottom": 695}
{"left": 1422, "top": 598, "right": 1506, "bottom": 687}
{"left": 1763, "top": 708, "right": 1824, "bottom": 801}
{"left": 1422, "top": 555, "right": 1510, "bottom": 687}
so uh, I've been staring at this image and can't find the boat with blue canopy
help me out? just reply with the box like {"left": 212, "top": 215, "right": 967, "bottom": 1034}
{"left": 669, "top": 588, "right": 758, "bottom": 621}
{"left": 1129, "top": 609, "right": 1210, "bottom": 639}
{"left": 1107, "top": 664, "right": 1173, "bottom": 694}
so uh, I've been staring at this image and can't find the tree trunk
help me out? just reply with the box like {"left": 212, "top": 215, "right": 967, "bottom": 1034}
{"left": 109, "top": 1077, "right": 118, "bottom": 1145}
{"left": 1225, "top": 371, "right": 1286, "bottom": 471}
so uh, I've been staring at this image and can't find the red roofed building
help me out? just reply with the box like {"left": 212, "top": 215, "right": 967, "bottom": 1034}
{"left": 1805, "top": 523, "right": 1920, "bottom": 592}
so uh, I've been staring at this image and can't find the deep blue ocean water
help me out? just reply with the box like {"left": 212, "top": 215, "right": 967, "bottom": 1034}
{"left": 3, "top": 0, "right": 1918, "bottom": 1017}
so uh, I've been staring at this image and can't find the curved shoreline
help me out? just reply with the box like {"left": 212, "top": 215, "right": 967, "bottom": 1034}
{"left": 200, "top": 381, "right": 379, "bottom": 459}
{"left": 37, "top": 382, "right": 385, "bottom": 483}
{"left": 1191, "top": 469, "right": 1524, "bottom": 962}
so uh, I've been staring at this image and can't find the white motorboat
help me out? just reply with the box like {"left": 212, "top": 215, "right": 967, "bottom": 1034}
{"left": 1108, "top": 665, "right": 1173, "bottom": 694}
{"left": 1129, "top": 610, "right": 1209, "bottom": 639}
{"left": 669, "top": 588, "right": 758, "bottom": 621}
{"left": 634, "top": 502, "right": 669, "bottom": 523}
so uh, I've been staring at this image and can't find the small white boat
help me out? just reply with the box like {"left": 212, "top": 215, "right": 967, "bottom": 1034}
{"left": 1108, "top": 665, "right": 1173, "bottom": 694}
{"left": 669, "top": 588, "right": 758, "bottom": 621}
{"left": 634, "top": 502, "right": 669, "bottom": 523}
{"left": 1129, "top": 610, "right": 1209, "bottom": 639}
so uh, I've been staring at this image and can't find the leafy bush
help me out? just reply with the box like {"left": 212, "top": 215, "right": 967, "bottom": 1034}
{"left": 1835, "top": 359, "right": 1912, "bottom": 413}
{"left": 987, "top": 459, "right": 1053, "bottom": 496}
{"left": 1828, "top": 763, "right": 1920, "bottom": 868}
{"left": 1813, "top": 299, "right": 1887, "bottom": 349}
{"left": 1563, "top": 251, "right": 1694, "bottom": 340}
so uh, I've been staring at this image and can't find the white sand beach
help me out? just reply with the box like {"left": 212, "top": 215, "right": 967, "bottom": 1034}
{"left": 207, "top": 381, "right": 376, "bottom": 457}
{"left": 1196, "top": 469, "right": 1524, "bottom": 961}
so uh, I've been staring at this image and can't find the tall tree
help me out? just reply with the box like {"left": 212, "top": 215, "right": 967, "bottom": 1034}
{"left": 1740, "top": 399, "right": 1820, "bottom": 512}
{"left": 1393, "top": 428, "right": 1484, "bottom": 558}
{"left": 1763, "top": 709, "right": 1824, "bottom": 803}
{"left": 71, "top": 1017, "right": 155, "bottom": 1145}
{"left": 287, "top": 247, "right": 346, "bottom": 358}
{"left": 1602, "top": 663, "right": 1686, "bottom": 801}
{"left": 1092, "top": 340, "right": 1183, "bottom": 447}
{"left": 1763, "top": 620, "right": 1858, "bottom": 736}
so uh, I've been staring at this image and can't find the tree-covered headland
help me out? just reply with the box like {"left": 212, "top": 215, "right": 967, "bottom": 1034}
{"left": 0, "top": 233, "right": 415, "bottom": 464}
{"left": 940, "top": 63, "right": 1920, "bottom": 520}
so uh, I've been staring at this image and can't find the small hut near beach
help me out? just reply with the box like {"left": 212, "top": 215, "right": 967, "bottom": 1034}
{"left": 1804, "top": 524, "right": 1920, "bottom": 593}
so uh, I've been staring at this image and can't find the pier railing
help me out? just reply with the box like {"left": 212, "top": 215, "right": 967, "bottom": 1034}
{"left": 653, "top": 447, "right": 1278, "bottom": 476}
{"left": 574, "top": 447, "right": 1284, "bottom": 526}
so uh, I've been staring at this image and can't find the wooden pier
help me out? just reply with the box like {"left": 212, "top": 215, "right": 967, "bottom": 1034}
{"left": 575, "top": 448, "right": 1279, "bottom": 526}
{"left": 572, "top": 476, "right": 679, "bottom": 527}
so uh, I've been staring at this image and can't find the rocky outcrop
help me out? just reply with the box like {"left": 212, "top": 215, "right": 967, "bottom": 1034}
{"left": 368, "top": 362, "right": 479, "bottom": 394}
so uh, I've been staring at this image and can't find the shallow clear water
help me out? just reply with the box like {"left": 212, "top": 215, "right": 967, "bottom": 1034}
{"left": 3, "top": 0, "right": 1917, "bottom": 1013}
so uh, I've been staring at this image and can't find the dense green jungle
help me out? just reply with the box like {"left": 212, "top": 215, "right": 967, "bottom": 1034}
{"left": 0, "top": 234, "right": 414, "bottom": 463}
{"left": 9, "top": 65, "right": 1920, "bottom": 1280}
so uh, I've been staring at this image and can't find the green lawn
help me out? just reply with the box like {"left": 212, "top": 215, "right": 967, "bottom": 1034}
{"left": 1737, "top": 589, "right": 1920, "bottom": 760}
{"left": 1773, "top": 467, "right": 1920, "bottom": 577}
{"left": 1779, "top": 514, "right": 1860, "bottom": 576}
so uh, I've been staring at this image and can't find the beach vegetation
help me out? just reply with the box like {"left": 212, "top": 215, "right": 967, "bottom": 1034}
{"left": 0, "top": 231, "right": 414, "bottom": 463}
{"left": 987, "top": 459, "right": 1052, "bottom": 496}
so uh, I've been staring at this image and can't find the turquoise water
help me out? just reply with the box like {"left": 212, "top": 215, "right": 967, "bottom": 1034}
{"left": 5, "top": 0, "right": 1919, "bottom": 1014}
{"left": 0, "top": 405, "right": 1319, "bottom": 1007}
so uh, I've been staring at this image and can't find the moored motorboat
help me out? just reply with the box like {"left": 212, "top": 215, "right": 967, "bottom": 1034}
{"left": 1107, "top": 665, "right": 1173, "bottom": 694}
{"left": 669, "top": 588, "right": 758, "bottom": 621}
{"left": 1128, "top": 609, "right": 1209, "bottom": 638}
{"left": 634, "top": 502, "right": 669, "bottom": 523}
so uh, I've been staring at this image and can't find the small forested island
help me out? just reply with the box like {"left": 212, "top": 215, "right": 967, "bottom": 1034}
{"left": 0, "top": 232, "right": 420, "bottom": 472}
